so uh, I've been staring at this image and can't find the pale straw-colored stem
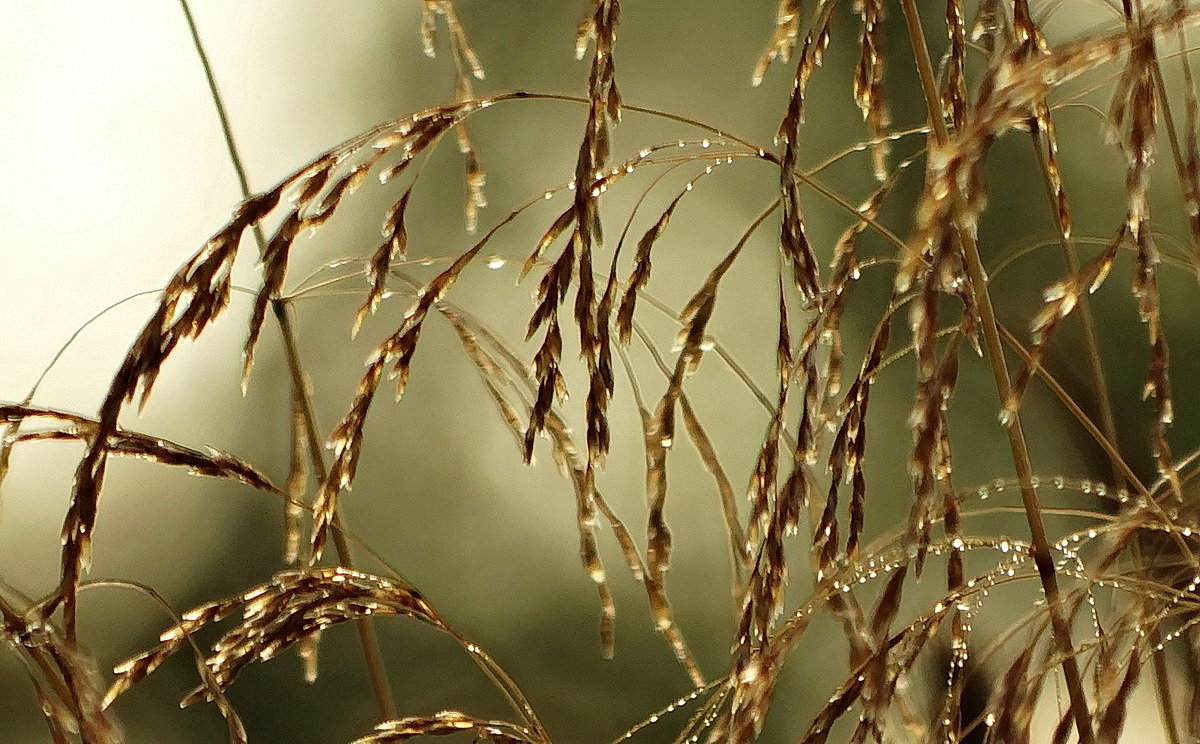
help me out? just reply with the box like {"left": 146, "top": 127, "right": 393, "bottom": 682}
{"left": 897, "top": 2, "right": 1096, "bottom": 741}
{"left": 179, "top": 0, "right": 396, "bottom": 721}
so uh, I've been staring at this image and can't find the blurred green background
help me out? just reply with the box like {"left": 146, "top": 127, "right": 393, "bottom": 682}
{"left": 3, "top": 2, "right": 1199, "bottom": 742}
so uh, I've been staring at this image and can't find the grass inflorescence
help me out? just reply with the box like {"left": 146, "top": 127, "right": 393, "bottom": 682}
{"left": 7, "top": 1, "right": 1200, "bottom": 742}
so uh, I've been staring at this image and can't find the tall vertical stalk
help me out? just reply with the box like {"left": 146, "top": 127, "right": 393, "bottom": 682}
{"left": 897, "top": 2, "right": 1096, "bottom": 742}
{"left": 178, "top": 0, "right": 397, "bottom": 721}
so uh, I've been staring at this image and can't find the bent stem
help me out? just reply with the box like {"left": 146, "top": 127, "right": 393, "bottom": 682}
{"left": 179, "top": 0, "right": 397, "bottom": 721}
{"left": 897, "top": 2, "right": 1096, "bottom": 742}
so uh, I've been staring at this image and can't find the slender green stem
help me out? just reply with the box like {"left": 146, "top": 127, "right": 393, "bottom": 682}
{"left": 179, "top": 0, "right": 396, "bottom": 721}
{"left": 897, "top": 3, "right": 1096, "bottom": 742}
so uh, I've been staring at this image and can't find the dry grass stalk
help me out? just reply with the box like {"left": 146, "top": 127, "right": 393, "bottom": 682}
{"left": 54, "top": 198, "right": 275, "bottom": 635}
{"left": 15, "top": 3, "right": 1200, "bottom": 743}
{"left": 516, "top": 1, "right": 623, "bottom": 525}
{"left": 1110, "top": 22, "right": 1182, "bottom": 509}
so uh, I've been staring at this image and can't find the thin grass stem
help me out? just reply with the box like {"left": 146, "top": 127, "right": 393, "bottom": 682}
{"left": 179, "top": 0, "right": 396, "bottom": 720}
{"left": 898, "top": 1, "right": 1096, "bottom": 740}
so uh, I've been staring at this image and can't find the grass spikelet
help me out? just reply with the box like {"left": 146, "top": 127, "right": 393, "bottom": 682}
{"left": 1109, "top": 22, "right": 1181, "bottom": 505}
{"left": 307, "top": 164, "right": 371, "bottom": 228}
{"left": 746, "top": 278, "right": 791, "bottom": 557}
{"left": 1010, "top": 1, "right": 1072, "bottom": 240}
{"left": 311, "top": 345, "right": 391, "bottom": 562}
{"left": 421, "top": 1, "right": 484, "bottom": 80}
{"left": 641, "top": 391, "right": 673, "bottom": 608}
{"left": 7, "top": 430, "right": 278, "bottom": 500}
{"left": 655, "top": 205, "right": 774, "bottom": 455}
{"left": 988, "top": 645, "right": 1044, "bottom": 744}
{"left": 545, "top": 420, "right": 623, "bottom": 662}
{"left": 573, "top": 0, "right": 622, "bottom": 303}
{"left": 834, "top": 327, "right": 888, "bottom": 559}
{"left": 521, "top": 206, "right": 574, "bottom": 280}
{"left": 522, "top": 241, "right": 572, "bottom": 462}
{"left": 315, "top": 226, "right": 503, "bottom": 556}
{"left": 243, "top": 210, "right": 303, "bottom": 388}
{"left": 439, "top": 305, "right": 524, "bottom": 452}
{"left": 1110, "top": 33, "right": 1157, "bottom": 237}
{"left": 426, "top": 0, "right": 488, "bottom": 233}
{"left": 776, "top": 6, "right": 834, "bottom": 305}
{"left": 615, "top": 193, "right": 684, "bottom": 344}
{"left": 103, "top": 596, "right": 241, "bottom": 709}
{"left": 905, "top": 235, "right": 965, "bottom": 571}
{"left": 942, "top": 0, "right": 968, "bottom": 130}
{"left": 738, "top": 291, "right": 805, "bottom": 671}
{"left": 853, "top": 0, "right": 890, "bottom": 181}
{"left": 680, "top": 395, "right": 749, "bottom": 573}
{"left": 565, "top": 0, "right": 622, "bottom": 486}
{"left": 355, "top": 188, "right": 414, "bottom": 337}
{"left": 1174, "top": 6, "right": 1200, "bottom": 250}
{"left": 753, "top": 0, "right": 801, "bottom": 86}
{"left": 1006, "top": 226, "right": 1125, "bottom": 421}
